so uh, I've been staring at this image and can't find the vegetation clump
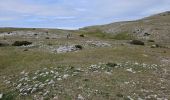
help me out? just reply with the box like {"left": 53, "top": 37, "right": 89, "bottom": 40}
{"left": 148, "top": 40, "right": 155, "bottom": 42}
{"left": 144, "top": 32, "right": 151, "bottom": 36}
{"left": 79, "top": 34, "right": 85, "bottom": 37}
{"left": 106, "top": 62, "right": 117, "bottom": 67}
{"left": 130, "top": 40, "right": 145, "bottom": 45}
{"left": 12, "top": 41, "right": 32, "bottom": 46}
{"left": 75, "top": 45, "right": 83, "bottom": 50}
{"left": 45, "top": 37, "right": 50, "bottom": 39}
{"left": 113, "top": 32, "right": 134, "bottom": 40}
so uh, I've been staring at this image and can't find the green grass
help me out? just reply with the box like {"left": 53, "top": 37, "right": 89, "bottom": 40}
{"left": 81, "top": 29, "right": 114, "bottom": 39}
{"left": 112, "top": 32, "right": 134, "bottom": 40}
{"left": 0, "top": 28, "right": 170, "bottom": 100}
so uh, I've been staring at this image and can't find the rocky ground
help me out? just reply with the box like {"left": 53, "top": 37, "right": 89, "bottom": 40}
{"left": 0, "top": 28, "right": 170, "bottom": 100}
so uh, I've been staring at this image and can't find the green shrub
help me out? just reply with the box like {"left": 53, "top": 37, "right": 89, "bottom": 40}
{"left": 79, "top": 34, "right": 85, "bottom": 37}
{"left": 113, "top": 32, "right": 134, "bottom": 40}
{"left": 75, "top": 45, "right": 83, "bottom": 50}
{"left": 130, "top": 40, "right": 145, "bottom": 45}
{"left": 106, "top": 62, "right": 117, "bottom": 67}
{"left": 12, "top": 41, "right": 32, "bottom": 46}
{"left": 84, "top": 29, "right": 109, "bottom": 38}
{"left": 148, "top": 40, "right": 155, "bottom": 42}
{"left": 45, "top": 37, "right": 50, "bottom": 39}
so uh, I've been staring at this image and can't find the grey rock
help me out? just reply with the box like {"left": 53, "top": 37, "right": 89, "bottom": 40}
{"left": 0, "top": 93, "right": 3, "bottom": 99}
{"left": 43, "top": 91, "right": 50, "bottom": 96}
{"left": 48, "top": 80, "right": 55, "bottom": 85}
{"left": 31, "top": 87, "right": 37, "bottom": 93}
{"left": 39, "top": 84, "right": 45, "bottom": 89}
{"left": 63, "top": 74, "right": 69, "bottom": 79}
{"left": 77, "top": 94, "right": 85, "bottom": 100}
{"left": 16, "top": 83, "right": 22, "bottom": 89}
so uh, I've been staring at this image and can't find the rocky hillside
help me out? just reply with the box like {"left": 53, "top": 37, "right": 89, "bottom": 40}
{"left": 80, "top": 11, "right": 170, "bottom": 43}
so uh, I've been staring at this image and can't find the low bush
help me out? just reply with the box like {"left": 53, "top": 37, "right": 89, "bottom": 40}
{"left": 79, "top": 34, "right": 85, "bottom": 37}
{"left": 75, "top": 45, "right": 83, "bottom": 50}
{"left": 45, "top": 37, "right": 50, "bottom": 39}
{"left": 148, "top": 40, "right": 155, "bottom": 42}
{"left": 144, "top": 33, "right": 151, "bottom": 36}
{"left": 106, "top": 62, "right": 117, "bottom": 67}
{"left": 12, "top": 41, "right": 32, "bottom": 46}
{"left": 130, "top": 40, "right": 145, "bottom": 45}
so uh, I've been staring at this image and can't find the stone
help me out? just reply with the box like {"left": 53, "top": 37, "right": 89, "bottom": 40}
{"left": 53, "top": 96, "right": 58, "bottom": 100}
{"left": 5, "top": 80, "right": 11, "bottom": 84}
{"left": 48, "top": 80, "right": 55, "bottom": 85}
{"left": 126, "top": 68, "right": 133, "bottom": 73}
{"left": 39, "top": 84, "right": 45, "bottom": 89}
{"left": 20, "top": 70, "right": 25, "bottom": 75}
{"left": 57, "top": 78, "right": 62, "bottom": 81}
{"left": 43, "top": 91, "right": 50, "bottom": 96}
{"left": 77, "top": 94, "right": 85, "bottom": 100}
{"left": 31, "top": 88, "right": 37, "bottom": 93}
{"left": 63, "top": 74, "right": 69, "bottom": 79}
{"left": 0, "top": 93, "right": 3, "bottom": 99}
{"left": 16, "top": 83, "right": 22, "bottom": 89}
{"left": 32, "top": 76, "right": 38, "bottom": 80}
{"left": 55, "top": 45, "right": 79, "bottom": 53}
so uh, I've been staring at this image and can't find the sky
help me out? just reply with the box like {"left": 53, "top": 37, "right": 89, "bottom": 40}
{"left": 0, "top": 0, "right": 170, "bottom": 29}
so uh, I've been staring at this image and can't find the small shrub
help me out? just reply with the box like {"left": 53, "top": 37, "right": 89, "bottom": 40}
{"left": 130, "top": 40, "right": 145, "bottom": 45}
{"left": 106, "top": 62, "right": 117, "bottom": 67}
{"left": 144, "top": 33, "right": 151, "bottom": 36}
{"left": 12, "top": 41, "right": 32, "bottom": 46}
{"left": 148, "top": 40, "right": 155, "bottom": 42}
{"left": 79, "top": 34, "right": 85, "bottom": 37}
{"left": 75, "top": 45, "right": 83, "bottom": 50}
{"left": 45, "top": 37, "right": 50, "bottom": 39}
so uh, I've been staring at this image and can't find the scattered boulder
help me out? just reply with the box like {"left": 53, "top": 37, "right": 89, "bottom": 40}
{"left": 12, "top": 41, "right": 32, "bottom": 46}
{"left": 130, "top": 40, "right": 145, "bottom": 45}
{"left": 77, "top": 94, "right": 84, "bottom": 100}
{"left": 0, "top": 93, "right": 3, "bottom": 99}
{"left": 55, "top": 45, "right": 83, "bottom": 53}
{"left": 86, "top": 41, "right": 111, "bottom": 47}
{"left": 151, "top": 44, "right": 159, "bottom": 48}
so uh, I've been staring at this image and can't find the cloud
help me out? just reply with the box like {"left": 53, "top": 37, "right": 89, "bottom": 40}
{"left": 0, "top": 0, "right": 170, "bottom": 29}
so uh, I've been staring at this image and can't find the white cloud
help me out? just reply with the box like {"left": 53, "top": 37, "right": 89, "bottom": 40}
{"left": 0, "top": 0, "right": 170, "bottom": 28}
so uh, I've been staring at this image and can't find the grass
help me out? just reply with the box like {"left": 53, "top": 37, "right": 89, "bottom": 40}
{"left": 79, "top": 29, "right": 134, "bottom": 40}
{"left": 0, "top": 28, "right": 170, "bottom": 99}
{"left": 112, "top": 32, "right": 134, "bottom": 40}
{"left": 81, "top": 29, "right": 114, "bottom": 39}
